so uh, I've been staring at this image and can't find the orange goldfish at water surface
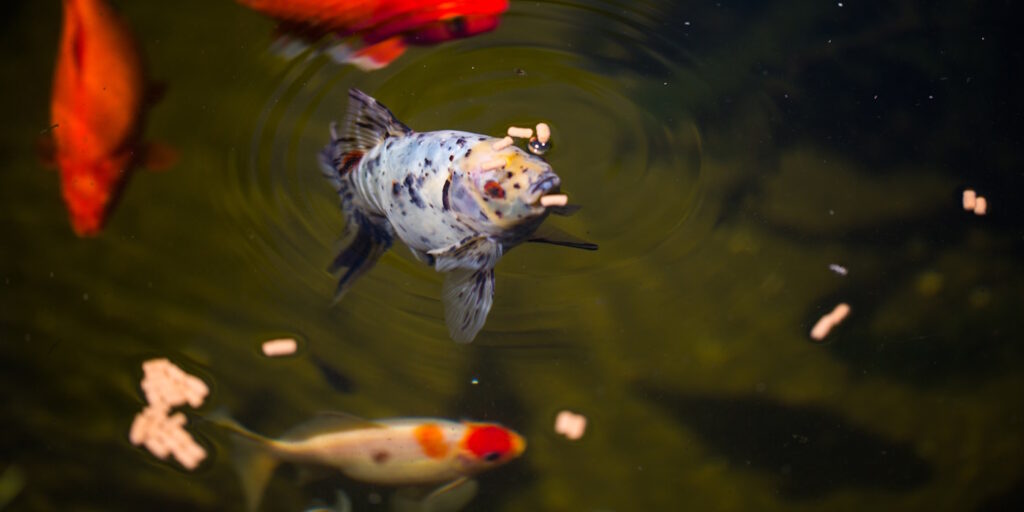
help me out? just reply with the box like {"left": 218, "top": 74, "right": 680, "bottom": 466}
{"left": 237, "top": 0, "right": 509, "bottom": 69}
{"left": 49, "top": 0, "right": 172, "bottom": 236}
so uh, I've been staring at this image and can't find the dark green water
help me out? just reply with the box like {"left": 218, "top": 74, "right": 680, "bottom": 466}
{"left": 3, "top": 0, "right": 1024, "bottom": 510}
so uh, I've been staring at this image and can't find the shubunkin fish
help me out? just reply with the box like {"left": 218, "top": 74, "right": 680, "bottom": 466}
{"left": 319, "top": 89, "right": 596, "bottom": 342}
{"left": 211, "top": 412, "right": 525, "bottom": 511}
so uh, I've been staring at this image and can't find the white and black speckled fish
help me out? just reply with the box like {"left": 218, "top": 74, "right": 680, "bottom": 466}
{"left": 319, "top": 89, "right": 596, "bottom": 343}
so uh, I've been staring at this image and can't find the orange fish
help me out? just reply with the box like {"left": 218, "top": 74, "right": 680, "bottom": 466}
{"left": 237, "top": 0, "right": 509, "bottom": 69}
{"left": 49, "top": 0, "right": 173, "bottom": 237}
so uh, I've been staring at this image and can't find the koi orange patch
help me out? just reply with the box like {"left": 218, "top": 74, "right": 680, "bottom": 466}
{"left": 414, "top": 423, "right": 449, "bottom": 459}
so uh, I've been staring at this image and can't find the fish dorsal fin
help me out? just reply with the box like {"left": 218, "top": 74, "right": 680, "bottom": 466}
{"left": 339, "top": 88, "right": 411, "bottom": 152}
{"left": 528, "top": 224, "right": 599, "bottom": 251}
{"left": 280, "top": 411, "right": 383, "bottom": 442}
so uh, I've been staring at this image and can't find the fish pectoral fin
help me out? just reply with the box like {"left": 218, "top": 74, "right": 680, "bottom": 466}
{"left": 281, "top": 412, "right": 385, "bottom": 443}
{"left": 527, "top": 223, "right": 598, "bottom": 251}
{"left": 547, "top": 203, "right": 583, "bottom": 216}
{"left": 141, "top": 141, "right": 178, "bottom": 171}
{"left": 391, "top": 478, "right": 479, "bottom": 512}
{"left": 329, "top": 213, "right": 394, "bottom": 301}
{"left": 428, "top": 236, "right": 501, "bottom": 272}
{"left": 347, "top": 36, "right": 408, "bottom": 71}
{"left": 442, "top": 267, "right": 495, "bottom": 343}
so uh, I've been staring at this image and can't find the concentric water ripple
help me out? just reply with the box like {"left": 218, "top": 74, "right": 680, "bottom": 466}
{"left": 220, "top": 0, "right": 710, "bottom": 343}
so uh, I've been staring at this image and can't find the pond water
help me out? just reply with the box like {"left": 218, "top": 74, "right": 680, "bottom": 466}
{"left": 2, "top": 1, "right": 1023, "bottom": 510}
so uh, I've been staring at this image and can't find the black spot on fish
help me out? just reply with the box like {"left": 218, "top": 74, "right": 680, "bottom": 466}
{"left": 424, "top": 158, "right": 432, "bottom": 167}
{"left": 506, "top": 171, "right": 514, "bottom": 178}
{"left": 372, "top": 451, "right": 390, "bottom": 464}
{"left": 456, "top": 138, "right": 466, "bottom": 147}
{"left": 449, "top": 155, "right": 454, "bottom": 162}
{"left": 392, "top": 181, "right": 401, "bottom": 195}
{"left": 478, "top": 136, "right": 486, "bottom": 141}
{"left": 442, "top": 179, "right": 451, "bottom": 210}
{"left": 370, "top": 154, "right": 381, "bottom": 168}
{"left": 420, "top": 236, "right": 430, "bottom": 244}
{"left": 405, "top": 174, "right": 425, "bottom": 208}
{"left": 465, "top": 149, "right": 472, "bottom": 158}
{"left": 416, "top": 175, "right": 425, "bottom": 187}
{"left": 513, "top": 183, "right": 521, "bottom": 189}
{"left": 494, "top": 210, "right": 503, "bottom": 218}
{"left": 387, "top": 140, "right": 394, "bottom": 150}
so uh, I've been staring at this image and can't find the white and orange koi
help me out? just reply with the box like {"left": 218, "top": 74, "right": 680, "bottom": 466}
{"left": 210, "top": 412, "right": 525, "bottom": 511}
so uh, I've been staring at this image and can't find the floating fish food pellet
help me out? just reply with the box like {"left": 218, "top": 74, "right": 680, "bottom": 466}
{"left": 262, "top": 338, "right": 298, "bottom": 357}
{"left": 535, "top": 123, "right": 551, "bottom": 144}
{"left": 131, "top": 358, "right": 209, "bottom": 470}
{"left": 540, "top": 194, "right": 568, "bottom": 207}
{"left": 554, "top": 410, "right": 587, "bottom": 440}
{"left": 481, "top": 158, "right": 505, "bottom": 171}
{"left": 962, "top": 189, "right": 977, "bottom": 210}
{"left": 810, "top": 302, "right": 851, "bottom": 341}
{"left": 974, "top": 196, "right": 987, "bottom": 215}
{"left": 492, "top": 136, "right": 514, "bottom": 151}
{"left": 507, "top": 126, "right": 533, "bottom": 139}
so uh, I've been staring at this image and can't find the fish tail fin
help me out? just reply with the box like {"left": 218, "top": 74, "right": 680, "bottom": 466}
{"left": 346, "top": 37, "right": 408, "bottom": 71}
{"left": 206, "top": 411, "right": 281, "bottom": 512}
{"left": 329, "top": 212, "right": 395, "bottom": 301}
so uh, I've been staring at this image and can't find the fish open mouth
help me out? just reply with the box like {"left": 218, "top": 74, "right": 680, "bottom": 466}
{"left": 528, "top": 175, "right": 560, "bottom": 203}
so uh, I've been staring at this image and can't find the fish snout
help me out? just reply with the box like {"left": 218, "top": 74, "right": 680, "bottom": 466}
{"left": 527, "top": 173, "right": 560, "bottom": 200}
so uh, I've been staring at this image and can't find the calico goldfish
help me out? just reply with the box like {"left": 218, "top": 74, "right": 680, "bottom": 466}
{"left": 319, "top": 89, "right": 596, "bottom": 342}
{"left": 49, "top": 0, "right": 173, "bottom": 236}
{"left": 211, "top": 412, "right": 525, "bottom": 511}
{"left": 236, "top": 0, "right": 508, "bottom": 69}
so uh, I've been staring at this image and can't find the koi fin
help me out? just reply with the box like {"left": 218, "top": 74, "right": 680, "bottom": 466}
{"left": 205, "top": 411, "right": 280, "bottom": 512}
{"left": 345, "top": 36, "right": 408, "bottom": 71}
{"left": 527, "top": 224, "right": 598, "bottom": 251}
{"left": 391, "top": 478, "right": 479, "bottom": 512}
{"left": 280, "top": 412, "right": 384, "bottom": 442}
{"left": 141, "top": 141, "right": 177, "bottom": 171}
{"left": 428, "top": 236, "right": 501, "bottom": 272}
{"left": 442, "top": 267, "right": 495, "bottom": 343}
{"left": 329, "top": 213, "right": 394, "bottom": 301}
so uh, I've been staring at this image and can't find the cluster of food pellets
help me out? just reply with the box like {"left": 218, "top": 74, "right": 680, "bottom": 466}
{"left": 129, "top": 358, "right": 209, "bottom": 470}
{"left": 500, "top": 122, "right": 566, "bottom": 207}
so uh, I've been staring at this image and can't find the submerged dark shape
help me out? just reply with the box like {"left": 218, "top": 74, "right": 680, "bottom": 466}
{"left": 635, "top": 385, "right": 932, "bottom": 499}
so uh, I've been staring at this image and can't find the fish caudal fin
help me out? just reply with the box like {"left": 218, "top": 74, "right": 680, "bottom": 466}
{"left": 206, "top": 412, "right": 281, "bottom": 512}
{"left": 329, "top": 212, "right": 394, "bottom": 301}
{"left": 346, "top": 37, "right": 408, "bottom": 71}
{"left": 442, "top": 268, "right": 495, "bottom": 343}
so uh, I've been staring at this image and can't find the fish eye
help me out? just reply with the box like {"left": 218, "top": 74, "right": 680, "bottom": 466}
{"left": 483, "top": 180, "right": 506, "bottom": 199}
{"left": 482, "top": 451, "right": 502, "bottom": 462}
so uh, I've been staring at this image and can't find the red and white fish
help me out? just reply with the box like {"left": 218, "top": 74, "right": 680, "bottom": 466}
{"left": 211, "top": 412, "right": 526, "bottom": 511}
{"left": 319, "top": 90, "right": 597, "bottom": 342}
{"left": 236, "top": 0, "right": 509, "bottom": 69}
{"left": 49, "top": 0, "right": 173, "bottom": 237}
